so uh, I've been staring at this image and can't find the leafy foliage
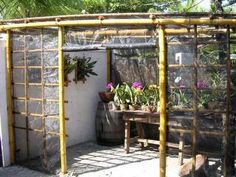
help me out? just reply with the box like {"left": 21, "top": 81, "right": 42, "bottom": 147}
{"left": 0, "top": 0, "right": 74, "bottom": 19}
{"left": 64, "top": 54, "right": 97, "bottom": 83}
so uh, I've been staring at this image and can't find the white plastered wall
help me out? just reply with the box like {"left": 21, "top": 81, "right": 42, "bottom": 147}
{"left": 0, "top": 35, "right": 11, "bottom": 166}
{"left": 65, "top": 50, "right": 108, "bottom": 146}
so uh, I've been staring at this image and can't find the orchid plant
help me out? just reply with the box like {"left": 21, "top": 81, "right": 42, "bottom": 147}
{"left": 106, "top": 82, "right": 160, "bottom": 111}
{"left": 142, "top": 84, "right": 159, "bottom": 107}
{"left": 126, "top": 82, "right": 143, "bottom": 106}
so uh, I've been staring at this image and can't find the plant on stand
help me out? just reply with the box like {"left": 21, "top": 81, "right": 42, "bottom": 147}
{"left": 98, "top": 82, "right": 115, "bottom": 103}
{"left": 64, "top": 54, "right": 97, "bottom": 83}
{"left": 113, "top": 83, "right": 129, "bottom": 110}
{"left": 141, "top": 84, "right": 159, "bottom": 113}
{"left": 127, "top": 82, "right": 143, "bottom": 110}
{"left": 170, "top": 86, "right": 190, "bottom": 109}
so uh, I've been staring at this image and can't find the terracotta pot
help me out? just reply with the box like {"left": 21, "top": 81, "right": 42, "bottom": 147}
{"left": 98, "top": 92, "right": 115, "bottom": 103}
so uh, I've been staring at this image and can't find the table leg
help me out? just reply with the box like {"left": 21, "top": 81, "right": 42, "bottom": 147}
{"left": 178, "top": 132, "right": 184, "bottom": 165}
{"left": 124, "top": 120, "right": 131, "bottom": 153}
{"left": 136, "top": 123, "right": 145, "bottom": 150}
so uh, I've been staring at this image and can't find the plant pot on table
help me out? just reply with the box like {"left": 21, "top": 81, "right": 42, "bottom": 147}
{"left": 98, "top": 91, "right": 115, "bottom": 103}
{"left": 128, "top": 104, "right": 140, "bottom": 111}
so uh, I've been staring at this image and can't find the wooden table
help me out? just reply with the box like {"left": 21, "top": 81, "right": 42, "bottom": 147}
{"left": 123, "top": 110, "right": 192, "bottom": 165}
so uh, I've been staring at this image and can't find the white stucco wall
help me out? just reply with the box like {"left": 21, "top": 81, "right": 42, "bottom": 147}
{"left": 0, "top": 36, "right": 11, "bottom": 166}
{"left": 65, "top": 50, "right": 108, "bottom": 146}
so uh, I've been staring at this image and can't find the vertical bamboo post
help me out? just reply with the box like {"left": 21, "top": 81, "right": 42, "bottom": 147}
{"left": 191, "top": 25, "right": 198, "bottom": 177}
{"left": 159, "top": 25, "right": 167, "bottom": 177}
{"left": 6, "top": 30, "right": 15, "bottom": 163}
{"left": 41, "top": 29, "right": 48, "bottom": 169}
{"left": 223, "top": 25, "right": 231, "bottom": 177}
{"left": 58, "top": 26, "right": 67, "bottom": 174}
{"left": 106, "top": 49, "right": 112, "bottom": 82}
{"left": 23, "top": 30, "right": 30, "bottom": 161}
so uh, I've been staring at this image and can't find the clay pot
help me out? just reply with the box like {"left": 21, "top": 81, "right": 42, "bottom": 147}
{"left": 98, "top": 92, "right": 115, "bottom": 103}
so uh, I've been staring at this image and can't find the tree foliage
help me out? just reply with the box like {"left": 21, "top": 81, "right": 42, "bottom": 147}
{"left": 0, "top": 0, "right": 74, "bottom": 19}
{"left": 0, "top": 0, "right": 236, "bottom": 19}
{"left": 0, "top": 0, "right": 181, "bottom": 19}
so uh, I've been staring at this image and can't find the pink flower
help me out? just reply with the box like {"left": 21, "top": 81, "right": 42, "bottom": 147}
{"left": 179, "top": 85, "right": 186, "bottom": 90}
{"left": 132, "top": 82, "right": 143, "bottom": 89}
{"left": 197, "top": 80, "right": 208, "bottom": 89}
{"left": 106, "top": 82, "right": 113, "bottom": 90}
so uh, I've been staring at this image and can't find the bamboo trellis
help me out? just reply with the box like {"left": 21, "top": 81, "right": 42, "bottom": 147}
{"left": 2, "top": 13, "right": 236, "bottom": 177}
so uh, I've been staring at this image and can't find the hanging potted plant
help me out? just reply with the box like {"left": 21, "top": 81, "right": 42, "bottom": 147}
{"left": 98, "top": 82, "right": 115, "bottom": 103}
{"left": 64, "top": 54, "right": 97, "bottom": 83}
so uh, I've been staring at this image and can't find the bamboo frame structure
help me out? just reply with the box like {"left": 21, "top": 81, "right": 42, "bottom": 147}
{"left": 58, "top": 26, "right": 67, "bottom": 174}
{"left": 2, "top": 18, "right": 236, "bottom": 30}
{"left": 106, "top": 49, "right": 112, "bottom": 82}
{"left": 23, "top": 29, "right": 30, "bottom": 160}
{"left": 223, "top": 25, "right": 231, "bottom": 177}
{"left": 6, "top": 30, "right": 15, "bottom": 163}
{"left": 158, "top": 25, "right": 167, "bottom": 177}
{"left": 191, "top": 25, "right": 198, "bottom": 177}
{"left": 2, "top": 13, "right": 236, "bottom": 177}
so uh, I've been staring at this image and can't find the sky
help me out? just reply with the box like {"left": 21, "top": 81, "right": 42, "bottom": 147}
{"left": 197, "top": 0, "right": 210, "bottom": 10}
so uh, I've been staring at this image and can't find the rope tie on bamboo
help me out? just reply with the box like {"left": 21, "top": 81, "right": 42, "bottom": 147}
{"left": 98, "top": 16, "right": 105, "bottom": 26}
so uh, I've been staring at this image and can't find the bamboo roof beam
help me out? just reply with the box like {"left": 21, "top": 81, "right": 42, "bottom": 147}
{"left": 1, "top": 18, "right": 236, "bottom": 31}
{"left": 1, "top": 12, "right": 236, "bottom": 23}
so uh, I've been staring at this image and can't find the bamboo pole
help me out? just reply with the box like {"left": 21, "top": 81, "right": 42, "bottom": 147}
{"left": 58, "top": 26, "right": 67, "bottom": 174}
{"left": 158, "top": 25, "right": 167, "bottom": 177}
{"left": 6, "top": 30, "right": 15, "bottom": 163}
{"left": 41, "top": 29, "right": 48, "bottom": 169}
{"left": 223, "top": 25, "right": 231, "bottom": 177}
{"left": 2, "top": 18, "right": 236, "bottom": 30}
{"left": 191, "top": 25, "right": 198, "bottom": 177}
{"left": 2, "top": 12, "right": 235, "bottom": 23}
{"left": 106, "top": 49, "right": 112, "bottom": 82}
{"left": 23, "top": 29, "right": 30, "bottom": 160}
{"left": 1, "top": 13, "right": 236, "bottom": 25}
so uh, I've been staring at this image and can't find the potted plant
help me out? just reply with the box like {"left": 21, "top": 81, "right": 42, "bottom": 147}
{"left": 127, "top": 82, "right": 143, "bottom": 111}
{"left": 98, "top": 82, "right": 115, "bottom": 103}
{"left": 113, "top": 84, "right": 129, "bottom": 110}
{"left": 64, "top": 54, "right": 97, "bottom": 83}
{"left": 141, "top": 84, "right": 159, "bottom": 113}
{"left": 170, "top": 87, "right": 190, "bottom": 109}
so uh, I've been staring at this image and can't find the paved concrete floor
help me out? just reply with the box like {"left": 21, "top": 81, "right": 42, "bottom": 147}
{"left": 0, "top": 142, "right": 181, "bottom": 177}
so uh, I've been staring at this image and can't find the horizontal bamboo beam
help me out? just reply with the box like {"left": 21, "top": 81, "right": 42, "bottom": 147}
{"left": 13, "top": 96, "right": 68, "bottom": 103}
{"left": 168, "top": 109, "right": 227, "bottom": 113}
{"left": 2, "top": 18, "right": 236, "bottom": 30}
{"left": 12, "top": 66, "right": 58, "bottom": 69}
{"left": 1, "top": 12, "right": 236, "bottom": 23}
{"left": 13, "top": 111, "right": 59, "bottom": 118}
{"left": 57, "top": 28, "right": 230, "bottom": 37}
{"left": 13, "top": 82, "right": 59, "bottom": 86}
{"left": 13, "top": 126, "right": 69, "bottom": 137}
{"left": 168, "top": 128, "right": 226, "bottom": 136}
{"left": 168, "top": 64, "right": 227, "bottom": 68}
{"left": 168, "top": 40, "right": 227, "bottom": 45}
{"left": 12, "top": 49, "right": 57, "bottom": 53}
{"left": 165, "top": 28, "right": 230, "bottom": 35}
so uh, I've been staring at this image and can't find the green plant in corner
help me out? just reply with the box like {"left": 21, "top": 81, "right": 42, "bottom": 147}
{"left": 64, "top": 54, "right": 97, "bottom": 83}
